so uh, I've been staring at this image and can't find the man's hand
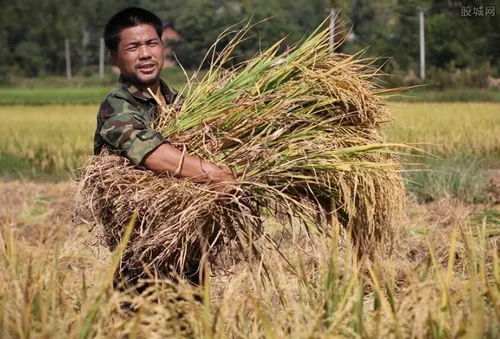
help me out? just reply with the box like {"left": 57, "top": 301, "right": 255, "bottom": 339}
{"left": 203, "top": 163, "right": 238, "bottom": 198}
{"left": 203, "top": 163, "right": 236, "bottom": 184}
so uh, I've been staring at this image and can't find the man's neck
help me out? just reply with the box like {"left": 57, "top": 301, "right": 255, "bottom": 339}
{"left": 134, "top": 79, "right": 160, "bottom": 94}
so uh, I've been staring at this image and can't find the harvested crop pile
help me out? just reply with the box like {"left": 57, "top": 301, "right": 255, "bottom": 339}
{"left": 77, "top": 25, "right": 405, "bottom": 281}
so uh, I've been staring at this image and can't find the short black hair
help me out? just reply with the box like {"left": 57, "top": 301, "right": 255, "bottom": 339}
{"left": 104, "top": 7, "right": 163, "bottom": 52}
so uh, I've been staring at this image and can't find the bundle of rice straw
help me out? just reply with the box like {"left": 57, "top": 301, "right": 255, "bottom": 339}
{"left": 78, "top": 23, "right": 405, "bottom": 279}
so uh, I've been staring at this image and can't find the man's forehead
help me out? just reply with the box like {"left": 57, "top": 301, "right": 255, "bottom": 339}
{"left": 119, "top": 25, "right": 159, "bottom": 43}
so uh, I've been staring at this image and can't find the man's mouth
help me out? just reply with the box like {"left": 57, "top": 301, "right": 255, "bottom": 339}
{"left": 137, "top": 63, "right": 157, "bottom": 74}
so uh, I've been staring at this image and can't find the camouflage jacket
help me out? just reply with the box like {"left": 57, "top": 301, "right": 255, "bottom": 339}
{"left": 93, "top": 75, "right": 179, "bottom": 166}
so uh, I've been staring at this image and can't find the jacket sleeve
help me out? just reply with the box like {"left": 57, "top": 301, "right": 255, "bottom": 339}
{"left": 97, "top": 93, "right": 167, "bottom": 166}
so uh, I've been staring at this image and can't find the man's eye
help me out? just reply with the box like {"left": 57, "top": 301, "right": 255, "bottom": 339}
{"left": 148, "top": 41, "right": 159, "bottom": 46}
{"left": 127, "top": 46, "right": 138, "bottom": 52}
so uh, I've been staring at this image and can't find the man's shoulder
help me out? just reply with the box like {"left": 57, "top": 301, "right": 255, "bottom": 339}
{"left": 97, "top": 86, "right": 140, "bottom": 118}
{"left": 102, "top": 84, "right": 139, "bottom": 106}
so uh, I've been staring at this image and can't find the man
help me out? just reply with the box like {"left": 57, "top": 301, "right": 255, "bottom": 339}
{"left": 95, "top": 7, "right": 235, "bottom": 294}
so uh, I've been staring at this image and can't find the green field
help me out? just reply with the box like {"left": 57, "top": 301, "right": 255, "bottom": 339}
{"left": 385, "top": 88, "right": 500, "bottom": 103}
{"left": 0, "top": 87, "right": 112, "bottom": 106}
{"left": 1, "top": 84, "right": 499, "bottom": 105}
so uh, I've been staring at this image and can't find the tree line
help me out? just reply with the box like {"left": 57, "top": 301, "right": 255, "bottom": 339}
{"left": 1, "top": 0, "right": 498, "bottom": 87}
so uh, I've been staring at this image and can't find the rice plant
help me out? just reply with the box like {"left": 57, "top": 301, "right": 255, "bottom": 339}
{"left": 78, "top": 24, "right": 407, "bottom": 282}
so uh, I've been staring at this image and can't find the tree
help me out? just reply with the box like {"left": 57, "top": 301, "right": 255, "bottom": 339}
{"left": 0, "top": 0, "right": 498, "bottom": 82}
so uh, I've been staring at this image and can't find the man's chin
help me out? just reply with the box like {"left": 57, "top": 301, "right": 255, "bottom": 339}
{"left": 134, "top": 73, "right": 161, "bottom": 87}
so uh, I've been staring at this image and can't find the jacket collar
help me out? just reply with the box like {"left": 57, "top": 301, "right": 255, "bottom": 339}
{"left": 118, "top": 74, "right": 173, "bottom": 102}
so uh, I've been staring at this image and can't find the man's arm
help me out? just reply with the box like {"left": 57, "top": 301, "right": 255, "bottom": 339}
{"left": 98, "top": 94, "right": 234, "bottom": 184}
{"left": 143, "top": 143, "right": 234, "bottom": 183}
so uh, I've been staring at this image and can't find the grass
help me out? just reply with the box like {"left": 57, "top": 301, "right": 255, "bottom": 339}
{"left": 403, "top": 155, "right": 493, "bottom": 203}
{"left": 1, "top": 181, "right": 499, "bottom": 337}
{"left": 385, "top": 88, "right": 500, "bottom": 103}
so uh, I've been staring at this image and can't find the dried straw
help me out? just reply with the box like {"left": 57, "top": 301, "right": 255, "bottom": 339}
{"left": 77, "top": 22, "right": 406, "bottom": 280}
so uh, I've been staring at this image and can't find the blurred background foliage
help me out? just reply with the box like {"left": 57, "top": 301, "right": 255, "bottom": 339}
{"left": 1, "top": 0, "right": 499, "bottom": 89}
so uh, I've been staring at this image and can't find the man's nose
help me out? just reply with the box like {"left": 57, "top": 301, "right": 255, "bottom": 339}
{"left": 138, "top": 44, "right": 152, "bottom": 59}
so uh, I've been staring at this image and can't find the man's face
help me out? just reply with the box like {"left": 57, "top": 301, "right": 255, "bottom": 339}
{"left": 113, "top": 24, "right": 164, "bottom": 87}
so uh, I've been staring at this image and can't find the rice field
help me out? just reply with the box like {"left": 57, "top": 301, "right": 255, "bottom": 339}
{"left": 1, "top": 180, "right": 500, "bottom": 338}
{"left": 1, "top": 101, "right": 500, "bottom": 337}
{"left": 1, "top": 102, "right": 498, "bottom": 175}
{"left": 388, "top": 102, "right": 500, "bottom": 156}
{"left": 0, "top": 106, "right": 94, "bottom": 177}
